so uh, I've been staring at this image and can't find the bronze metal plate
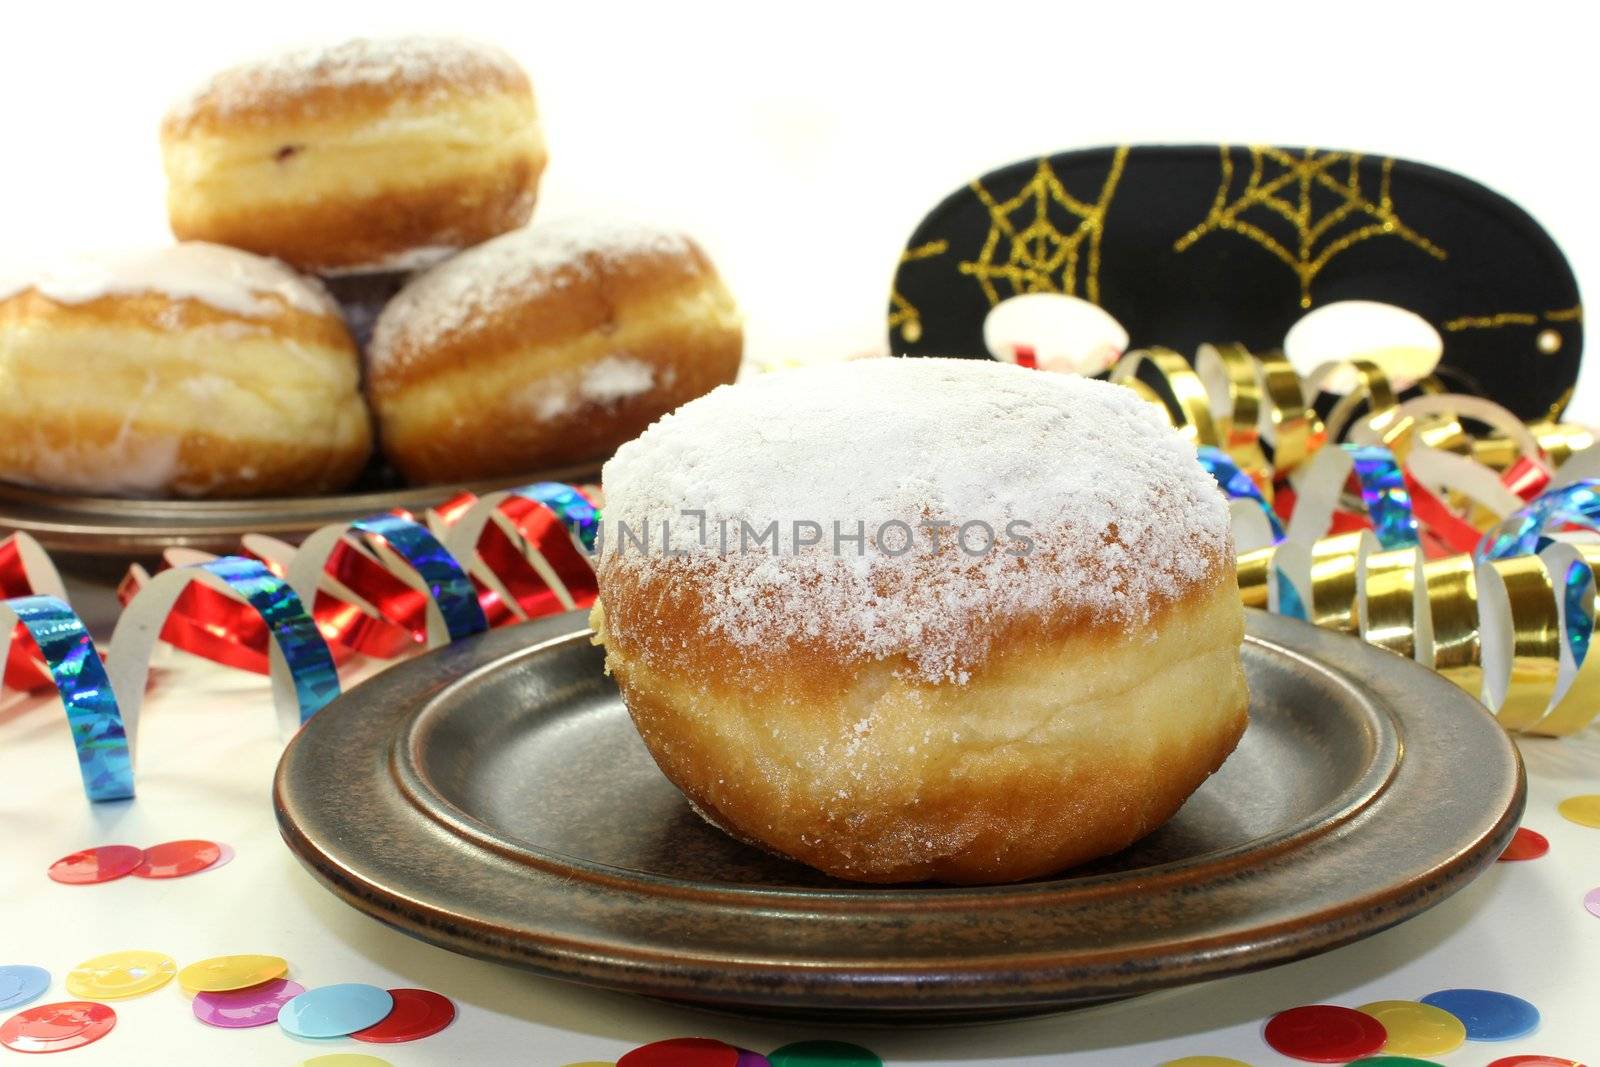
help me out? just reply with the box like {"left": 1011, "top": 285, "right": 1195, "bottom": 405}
{"left": 274, "top": 609, "right": 1523, "bottom": 1021}
{"left": 0, "top": 461, "right": 600, "bottom": 563}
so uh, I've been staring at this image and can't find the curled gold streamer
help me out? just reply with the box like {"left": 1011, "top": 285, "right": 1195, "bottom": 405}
{"left": 1358, "top": 545, "right": 1423, "bottom": 658}
{"left": 1307, "top": 533, "right": 1368, "bottom": 633}
{"left": 1111, "top": 347, "right": 1218, "bottom": 447}
{"left": 1305, "top": 359, "right": 1399, "bottom": 443}
{"left": 1235, "top": 547, "right": 1272, "bottom": 611}
{"left": 1245, "top": 532, "right": 1600, "bottom": 736}
{"left": 1422, "top": 553, "right": 1483, "bottom": 698}
{"left": 1106, "top": 342, "right": 1599, "bottom": 736}
{"left": 1195, "top": 342, "right": 1269, "bottom": 482}
{"left": 1477, "top": 555, "right": 1562, "bottom": 731}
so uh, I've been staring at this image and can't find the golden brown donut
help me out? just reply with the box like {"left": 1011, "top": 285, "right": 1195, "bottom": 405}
{"left": 161, "top": 36, "right": 545, "bottom": 274}
{"left": 368, "top": 219, "right": 742, "bottom": 484}
{"left": 0, "top": 243, "right": 371, "bottom": 498}
{"left": 592, "top": 358, "right": 1248, "bottom": 885}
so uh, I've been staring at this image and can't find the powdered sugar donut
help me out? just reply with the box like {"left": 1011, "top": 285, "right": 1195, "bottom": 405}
{"left": 368, "top": 218, "right": 742, "bottom": 484}
{"left": 0, "top": 243, "right": 371, "bottom": 498}
{"left": 162, "top": 37, "right": 545, "bottom": 274}
{"left": 592, "top": 358, "right": 1247, "bottom": 884}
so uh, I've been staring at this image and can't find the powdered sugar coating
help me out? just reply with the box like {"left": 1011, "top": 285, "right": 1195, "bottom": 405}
{"left": 369, "top": 218, "right": 696, "bottom": 376}
{"left": 599, "top": 358, "right": 1232, "bottom": 683}
{"left": 165, "top": 36, "right": 526, "bottom": 128}
{"left": 0, "top": 242, "right": 336, "bottom": 319}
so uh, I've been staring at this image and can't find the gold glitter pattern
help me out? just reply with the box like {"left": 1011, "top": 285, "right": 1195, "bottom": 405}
{"left": 888, "top": 239, "right": 949, "bottom": 343}
{"left": 957, "top": 148, "right": 1129, "bottom": 306}
{"left": 1175, "top": 146, "right": 1447, "bottom": 307}
{"left": 1444, "top": 305, "right": 1584, "bottom": 331}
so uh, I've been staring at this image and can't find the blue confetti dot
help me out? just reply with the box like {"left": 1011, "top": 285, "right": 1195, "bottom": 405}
{"left": 277, "top": 983, "right": 393, "bottom": 1039}
{"left": 0, "top": 966, "right": 50, "bottom": 1011}
{"left": 1419, "top": 987, "right": 1540, "bottom": 1041}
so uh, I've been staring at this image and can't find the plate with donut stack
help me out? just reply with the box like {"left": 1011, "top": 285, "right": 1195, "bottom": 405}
{"left": 276, "top": 358, "right": 1523, "bottom": 1021}
{"left": 0, "top": 36, "right": 742, "bottom": 563}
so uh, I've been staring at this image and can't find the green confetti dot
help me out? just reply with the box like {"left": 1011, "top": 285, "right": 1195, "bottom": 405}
{"left": 768, "top": 1042, "right": 882, "bottom": 1067}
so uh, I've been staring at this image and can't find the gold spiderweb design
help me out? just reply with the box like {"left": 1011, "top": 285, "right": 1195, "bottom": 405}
{"left": 958, "top": 146, "right": 1129, "bottom": 306}
{"left": 888, "top": 239, "right": 948, "bottom": 343}
{"left": 1175, "top": 146, "right": 1446, "bottom": 307}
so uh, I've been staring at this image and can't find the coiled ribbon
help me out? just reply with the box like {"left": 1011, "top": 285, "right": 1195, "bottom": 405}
{"left": 1117, "top": 344, "right": 1600, "bottom": 736}
{"left": 1, "top": 483, "right": 600, "bottom": 803}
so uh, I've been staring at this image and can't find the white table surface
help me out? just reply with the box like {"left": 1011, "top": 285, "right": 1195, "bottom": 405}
{"left": 0, "top": 576, "right": 1596, "bottom": 1066}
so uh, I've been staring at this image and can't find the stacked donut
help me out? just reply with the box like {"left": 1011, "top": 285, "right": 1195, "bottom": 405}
{"left": 0, "top": 36, "right": 742, "bottom": 498}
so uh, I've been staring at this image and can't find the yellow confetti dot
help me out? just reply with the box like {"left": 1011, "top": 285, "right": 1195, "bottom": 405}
{"left": 1158, "top": 1058, "right": 1253, "bottom": 1067}
{"left": 177, "top": 954, "right": 288, "bottom": 994}
{"left": 1557, "top": 793, "right": 1600, "bottom": 827}
{"left": 65, "top": 950, "right": 176, "bottom": 1000}
{"left": 1357, "top": 999, "right": 1467, "bottom": 1056}
{"left": 300, "top": 1057, "right": 392, "bottom": 1067}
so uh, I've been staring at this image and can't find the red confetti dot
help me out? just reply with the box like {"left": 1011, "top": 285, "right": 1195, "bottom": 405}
{"left": 46, "top": 845, "right": 144, "bottom": 885}
{"left": 0, "top": 1001, "right": 117, "bottom": 1053}
{"left": 618, "top": 1037, "right": 741, "bottom": 1067}
{"left": 350, "top": 988, "right": 455, "bottom": 1043}
{"left": 1499, "top": 827, "right": 1550, "bottom": 861}
{"left": 132, "top": 839, "right": 222, "bottom": 879}
{"left": 1265, "top": 1004, "right": 1387, "bottom": 1063}
{"left": 1488, "top": 1058, "right": 1587, "bottom": 1067}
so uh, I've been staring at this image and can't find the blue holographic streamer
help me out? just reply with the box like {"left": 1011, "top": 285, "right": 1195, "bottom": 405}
{"left": 198, "top": 557, "right": 341, "bottom": 723}
{"left": 350, "top": 514, "right": 488, "bottom": 641}
{"left": 1344, "top": 445, "right": 1419, "bottom": 550}
{"left": 1564, "top": 558, "right": 1594, "bottom": 668}
{"left": 1274, "top": 569, "right": 1308, "bottom": 621}
{"left": 6, "top": 595, "right": 133, "bottom": 802}
{"left": 1478, "top": 480, "right": 1600, "bottom": 562}
{"left": 514, "top": 482, "right": 601, "bottom": 552}
{"left": 1197, "top": 446, "right": 1285, "bottom": 543}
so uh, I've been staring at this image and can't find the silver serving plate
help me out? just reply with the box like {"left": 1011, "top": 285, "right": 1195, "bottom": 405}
{"left": 274, "top": 609, "right": 1523, "bottom": 1022}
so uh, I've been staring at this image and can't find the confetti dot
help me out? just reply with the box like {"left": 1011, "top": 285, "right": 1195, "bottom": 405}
{"left": 769, "top": 1041, "right": 884, "bottom": 1067}
{"left": 1347, "top": 1059, "right": 1443, "bottom": 1066}
{"left": 0, "top": 966, "right": 50, "bottom": 1012}
{"left": 1486, "top": 1057, "right": 1586, "bottom": 1066}
{"left": 279, "top": 983, "right": 394, "bottom": 1039}
{"left": 300, "top": 1057, "right": 393, "bottom": 1067}
{"left": 350, "top": 988, "right": 455, "bottom": 1043}
{"left": 1159, "top": 1059, "right": 1254, "bottom": 1066}
{"left": 64, "top": 950, "right": 175, "bottom": 1000}
{"left": 193, "top": 978, "right": 303, "bottom": 1029}
{"left": 206, "top": 842, "right": 237, "bottom": 871}
{"left": 1264, "top": 1005, "right": 1388, "bottom": 1062}
{"left": 1557, "top": 794, "right": 1600, "bottom": 827}
{"left": 132, "top": 839, "right": 222, "bottom": 879}
{"left": 0, "top": 1001, "right": 116, "bottom": 1053}
{"left": 1357, "top": 1000, "right": 1466, "bottom": 1056}
{"left": 618, "top": 1038, "right": 740, "bottom": 1067}
{"left": 177, "top": 954, "right": 288, "bottom": 994}
{"left": 1499, "top": 827, "right": 1549, "bottom": 861}
{"left": 1584, "top": 887, "right": 1600, "bottom": 919}
{"left": 46, "top": 844, "right": 143, "bottom": 885}
{"left": 1420, "top": 988, "right": 1540, "bottom": 1041}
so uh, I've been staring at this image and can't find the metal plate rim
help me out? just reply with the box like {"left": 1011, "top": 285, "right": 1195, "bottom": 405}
{"left": 274, "top": 609, "right": 1524, "bottom": 1014}
{"left": 0, "top": 460, "right": 602, "bottom": 559}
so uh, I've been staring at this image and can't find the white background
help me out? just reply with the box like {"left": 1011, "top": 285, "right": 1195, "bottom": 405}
{"left": 2, "top": 0, "right": 1598, "bottom": 404}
